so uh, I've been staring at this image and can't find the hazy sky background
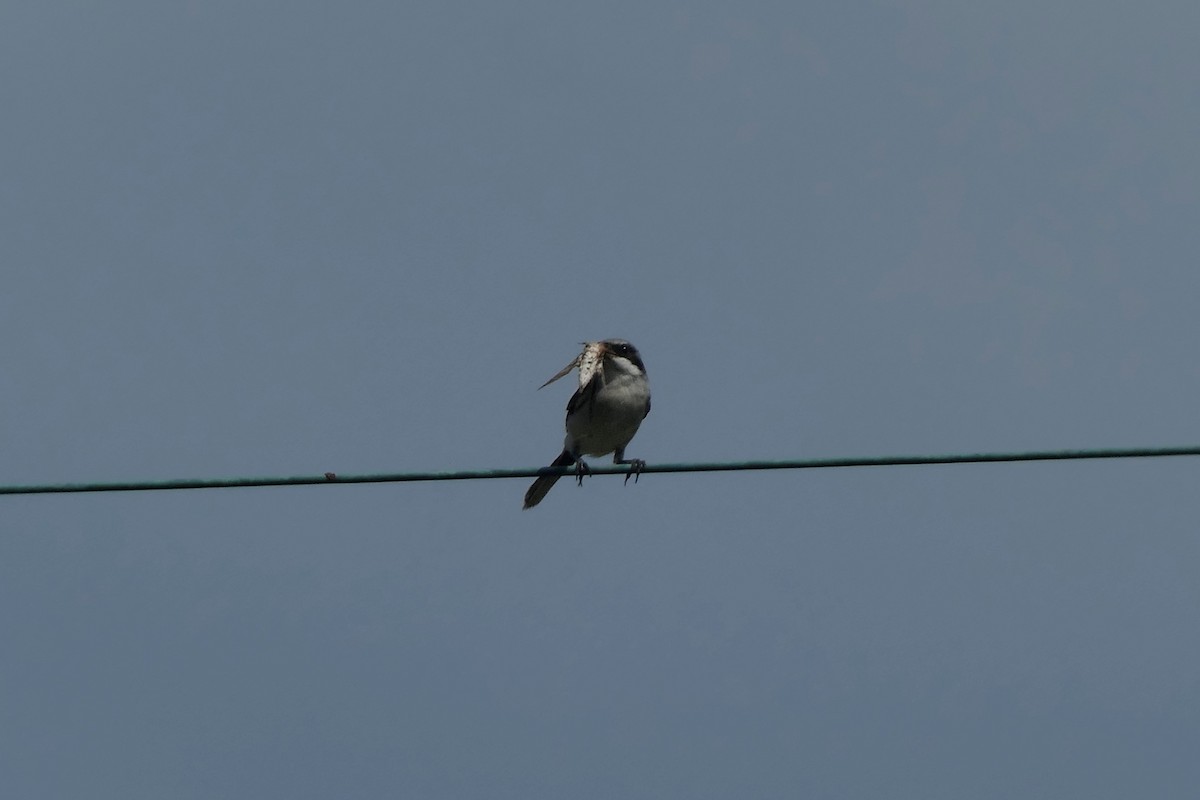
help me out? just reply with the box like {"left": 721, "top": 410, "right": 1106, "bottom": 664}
{"left": 3, "top": 2, "right": 1199, "bottom": 797}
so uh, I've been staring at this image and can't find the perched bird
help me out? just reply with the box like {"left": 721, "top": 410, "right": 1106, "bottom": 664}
{"left": 523, "top": 339, "right": 651, "bottom": 509}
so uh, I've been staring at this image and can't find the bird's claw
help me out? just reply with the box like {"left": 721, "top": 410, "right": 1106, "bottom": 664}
{"left": 574, "top": 459, "right": 591, "bottom": 487}
{"left": 623, "top": 459, "right": 646, "bottom": 485}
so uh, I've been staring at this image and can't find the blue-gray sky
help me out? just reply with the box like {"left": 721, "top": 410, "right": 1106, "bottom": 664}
{"left": 3, "top": 2, "right": 1199, "bottom": 797}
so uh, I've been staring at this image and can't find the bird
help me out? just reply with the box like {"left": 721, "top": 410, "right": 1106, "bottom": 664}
{"left": 523, "top": 339, "right": 651, "bottom": 509}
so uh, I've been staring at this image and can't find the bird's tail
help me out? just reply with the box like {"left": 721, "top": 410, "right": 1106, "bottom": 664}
{"left": 523, "top": 450, "right": 575, "bottom": 509}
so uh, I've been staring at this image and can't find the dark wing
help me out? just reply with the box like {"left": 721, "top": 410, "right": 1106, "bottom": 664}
{"left": 565, "top": 372, "right": 602, "bottom": 419}
{"left": 644, "top": 395, "right": 651, "bottom": 418}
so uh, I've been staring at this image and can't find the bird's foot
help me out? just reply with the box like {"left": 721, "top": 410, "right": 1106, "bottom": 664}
{"left": 622, "top": 458, "right": 646, "bottom": 485}
{"left": 574, "top": 459, "right": 591, "bottom": 487}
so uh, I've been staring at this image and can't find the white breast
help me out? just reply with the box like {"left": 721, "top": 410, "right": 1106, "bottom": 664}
{"left": 564, "top": 358, "right": 650, "bottom": 458}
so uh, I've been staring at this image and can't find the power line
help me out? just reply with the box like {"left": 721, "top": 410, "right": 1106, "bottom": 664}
{"left": 2, "top": 445, "right": 1198, "bottom": 496}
